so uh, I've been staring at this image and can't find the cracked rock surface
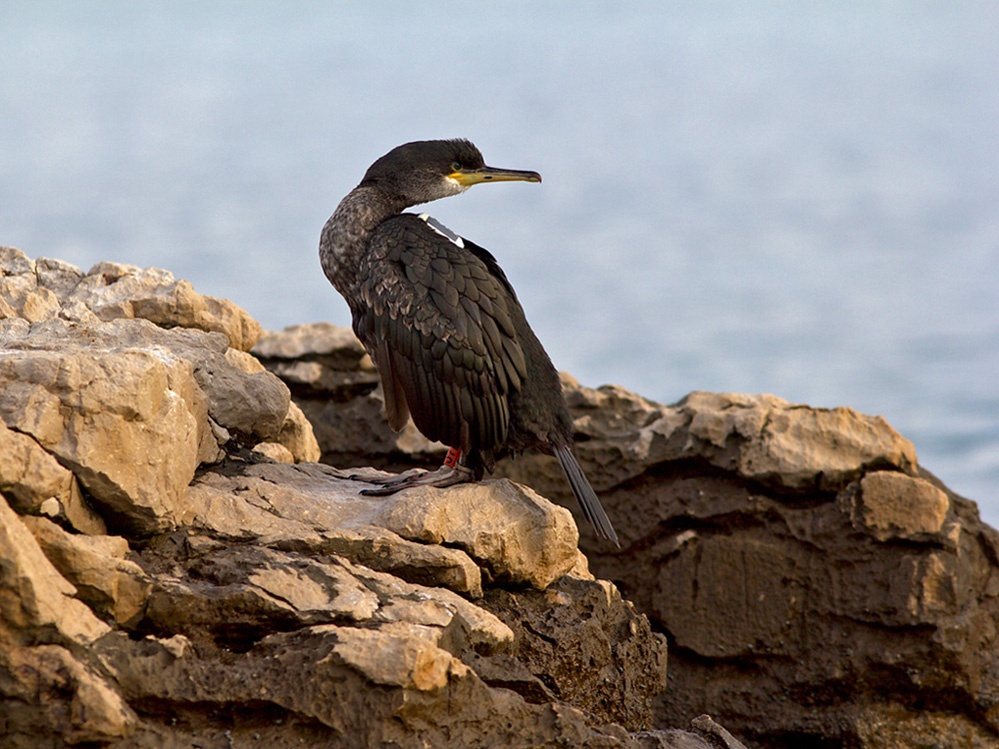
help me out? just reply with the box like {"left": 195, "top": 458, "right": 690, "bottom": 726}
{"left": 261, "top": 318, "right": 999, "bottom": 748}
{"left": 1, "top": 249, "right": 691, "bottom": 748}
{"left": 14, "top": 247, "right": 994, "bottom": 747}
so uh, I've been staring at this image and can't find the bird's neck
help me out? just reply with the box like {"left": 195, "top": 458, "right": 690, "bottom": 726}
{"left": 320, "top": 186, "right": 408, "bottom": 295}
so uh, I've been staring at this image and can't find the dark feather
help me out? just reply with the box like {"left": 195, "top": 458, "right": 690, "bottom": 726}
{"left": 555, "top": 446, "right": 620, "bottom": 547}
{"left": 353, "top": 214, "right": 527, "bottom": 454}
{"left": 323, "top": 139, "right": 618, "bottom": 545}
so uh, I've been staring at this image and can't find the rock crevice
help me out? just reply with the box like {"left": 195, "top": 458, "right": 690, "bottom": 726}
{"left": 6, "top": 248, "right": 996, "bottom": 747}
{"left": 1, "top": 249, "right": 683, "bottom": 748}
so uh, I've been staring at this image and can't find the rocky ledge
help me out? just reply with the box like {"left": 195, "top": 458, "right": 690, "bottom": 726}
{"left": 2, "top": 247, "right": 998, "bottom": 748}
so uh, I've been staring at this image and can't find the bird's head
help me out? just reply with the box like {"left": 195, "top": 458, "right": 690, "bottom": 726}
{"left": 360, "top": 139, "right": 541, "bottom": 208}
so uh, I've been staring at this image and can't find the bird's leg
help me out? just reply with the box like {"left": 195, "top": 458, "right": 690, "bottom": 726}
{"left": 356, "top": 447, "right": 475, "bottom": 496}
{"left": 442, "top": 446, "right": 462, "bottom": 469}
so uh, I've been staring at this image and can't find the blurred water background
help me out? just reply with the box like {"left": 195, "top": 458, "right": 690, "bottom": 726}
{"left": 2, "top": 2, "right": 996, "bottom": 521}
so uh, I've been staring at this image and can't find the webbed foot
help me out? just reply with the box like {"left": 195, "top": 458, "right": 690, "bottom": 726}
{"left": 357, "top": 463, "right": 474, "bottom": 495}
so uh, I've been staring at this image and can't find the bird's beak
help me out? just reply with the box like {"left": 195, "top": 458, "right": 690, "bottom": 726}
{"left": 450, "top": 166, "right": 542, "bottom": 186}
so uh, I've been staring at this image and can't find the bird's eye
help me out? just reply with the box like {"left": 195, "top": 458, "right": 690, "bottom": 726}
{"left": 451, "top": 162, "right": 462, "bottom": 172}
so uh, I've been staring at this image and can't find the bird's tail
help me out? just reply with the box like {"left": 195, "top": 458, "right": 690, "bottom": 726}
{"left": 554, "top": 446, "right": 620, "bottom": 548}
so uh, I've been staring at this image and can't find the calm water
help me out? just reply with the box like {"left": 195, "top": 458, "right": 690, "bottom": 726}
{"left": 2, "top": 3, "right": 997, "bottom": 521}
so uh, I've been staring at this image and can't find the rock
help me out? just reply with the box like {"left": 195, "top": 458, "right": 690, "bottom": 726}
{"left": 545, "top": 384, "right": 999, "bottom": 747}
{"left": 0, "top": 642, "right": 137, "bottom": 747}
{"left": 633, "top": 716, "right": 750, "bottom": 749}
{"left": 0, "top": 246, "right": 34, "bottom": 275}
{"left": 21, "top": 516, "right": 152, "bottom": 628}
{"left": 42, "top": 478, "right": 109, "bottom": 535}
{"left": 254, "top": 326, "right": 918, "bottom": 541}
{"left": 479, "top": 575, "right": 668, "bottom": 730}
{"left": 852, "top": 470, "right": 950, "bottom": 540}
{"left": 0, "top": 270, "right": 61, "bottom": 323}
{"left": 136, "top": 540, "right": 511, "bottom": 656}
{"left": 96, "top": 624, "right": 638, "bottom": 749}
{"left": 0, "top": 493, "right": 110, "bottom": 645}
{"left": 217, "top": 347, "right": 292, "bottom": 441}
{"left": 0, "top": 318, "right": 208, "bottom": 534}
{"left": 0, "top": 247, "right": 62, "bottom": 323}
{"left": 548, "top": 387, "right": 919, "bottom": 499}
{"left": 68, "top": 259, "right": 262, "bottom": 350}
{"left": 35, "top": 255, "right": 86, "bottom": 299}
{"left": 251, "top": 322, "right": 379, "bottom": 400}
{"left": 0, "top": 308, "right": 297, "bottom": 533}
{"left": 367, "top": 476, "right": 580, "bottom": 588}
{"left": 185, "top": 460, "right": 579, "bottom": 591}
{"left": 251, "top": 440, "right": 296, "bottom": 463}
{"left": 254, "top": 323, "right": 999, "bottom": 747}
{"left": 275, "top": 523, "right": 486, "bottom": 598}
{"left": 299, "top": 387, "right": 444, "bottom": 467}
{"left": 229, "top": 350, "right": 320, "bottom": 463}
{"left": 1, "top": 254, "right": 766, "bottom": 746}
{"left": 253, "top": 321, "right": 369, "bottom": 364}
{"left": 0, "top": 419, "right": 72, "bottom": 513}
{"left": 0, "top": 248, "right": 261, "bottom": 351}
{"left": 277, "top": 400, "right": 323, "bottom": 462}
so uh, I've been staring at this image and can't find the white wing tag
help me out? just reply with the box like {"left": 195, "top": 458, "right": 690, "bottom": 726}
{"left": 418, "top": 213, "right": 465, "bottom": 248}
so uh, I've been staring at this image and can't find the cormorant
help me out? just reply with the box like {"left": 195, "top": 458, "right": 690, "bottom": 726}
{"left": 319, "top": 139, "right": 619, "bottom": 546}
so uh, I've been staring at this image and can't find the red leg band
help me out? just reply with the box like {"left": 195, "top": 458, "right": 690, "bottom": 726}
{"left": 443, "top": 447, "right": 462, "bottom": 468}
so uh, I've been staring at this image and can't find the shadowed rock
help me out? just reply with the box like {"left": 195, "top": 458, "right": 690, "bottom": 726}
{"left": 0, "top": 494, "right": 110, "bottom": 646}
{"left": 258, "top": 318, "right": 999, "bottom": 748}
{"left": 1, "top": 249, "right": 676, "bottom": 748}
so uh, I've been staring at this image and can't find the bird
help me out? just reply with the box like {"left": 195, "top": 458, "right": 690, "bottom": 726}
{"left": 319, "top": 139, "right": 619, "bottom": 546}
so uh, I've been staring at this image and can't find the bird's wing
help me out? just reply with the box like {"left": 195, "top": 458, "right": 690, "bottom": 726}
{"left": 352, "top": 214, "right": 528, "bottom": 453}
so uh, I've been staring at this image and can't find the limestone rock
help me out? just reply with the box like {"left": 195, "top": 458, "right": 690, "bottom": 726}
{"left": 254, "top": 322, "right": 999, "bottom": 746}
{"left": 137, "top": 540, "right": 511, "bottom": 656}
{"left": 0, "top": 419, "right": 71, "bottom": 513}
{"left": 0, "top": 642, "right": 137, "bottom": 747}
{"left": 853, "top": 470, "right": 951, "bottom": 540}
{"left": 278, "top": 400, "right": 323, "bottom": 462}
{"left": 186, "top": 335, "right": 289, "bottom": 443}
{"left": 1, "top": 256, "right": 678, "bottom": 748}
{"left": 548, "top": 387, "right": 919, "bottom": 497}
{"left": 0, "top": 270, "right": 60, "bottom": 323}
{"left": 253, "top": 321, "right": 370, "bottom": 364}
{"left": 38, "top": 477, "right": 108, "bottom": 535}
{"left": 0, "top": 318, "right": 208, "bottom": 534}
{"left": 22, "top": 516, "right": 151, "bottom": 628}
{"left": 0, "top": 421, "right": 107, "bottom": 535}
{"left": 254, "top": 326, "right": 918, "bottom": 541}
{"left": 0, "top": 260, "right": 812, "bottom": 749}
{"left": 0, "top": 309, "right": 295, "bottom": 532}
{"left": 633, "top": 716, "right": 750, "bottom": 749}
{"left": 493, "top": 385, "right": 920, "bottom": 547}
{"left": 369, "top": 478, "right": 580, "bottom": 588}
{"left": 185, "top": 460, "right": 578, "bottom": 591}
{"left": 86, "top": 507, "right": 662, "bottom": 747}
{"left": 0, "top": 247, "right": 62, "bottom": 323}
{"left": 251, "top": 440, "right": 296, "bottom": 463}
{"left": 544, "top": 385, "right": 998, "bottom": 747}
{"left": 35, "top": 255, "right": 86, "bottom": 299}
{"left": 67, "top": 259, "right": 262, "bottom": 350}
{"left": 0, "top": 246, "right": 34, "bottom": 275}
{"left": 0, "top": 494, "right": 110, "bottom": 645}
{"left": 96, "top": 625, "right": 636, "bottom": 749}
{"left": 224, "top": 346, "right": 317, "bottom": 458}
{"left": 299, "top": 388, "right": 444, "bottom": 467}
{"left": 0, "top": 421, "right": 105, "bottom": 535}
{"left": 274, "top": 523, "right": 486, "bottom": 598}
{"left": 479, "top": 575, "right": 668, "bottom": 730}
{"left": 1, "top": 248, "right": 261, "bottom": 351}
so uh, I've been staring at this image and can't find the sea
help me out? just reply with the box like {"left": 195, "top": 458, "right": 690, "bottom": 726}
{"left": 2, "top": 2, "right": 997, "bottom": 522}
